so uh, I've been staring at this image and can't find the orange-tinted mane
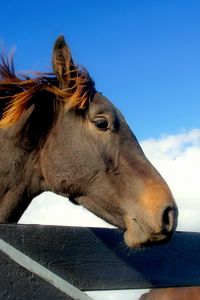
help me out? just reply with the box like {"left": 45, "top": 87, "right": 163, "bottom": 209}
{"left": 0, "top": 54, "right": 95, "bottom": 128}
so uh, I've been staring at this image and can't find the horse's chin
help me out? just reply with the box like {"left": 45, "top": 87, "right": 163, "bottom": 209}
{"left": 124, "top": 230, "right": 171, "bottom": 249}
{"left": 123, "top": 219, "right": 174, "bottom": 249}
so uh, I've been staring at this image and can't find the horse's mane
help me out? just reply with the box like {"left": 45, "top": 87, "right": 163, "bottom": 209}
{"left": 0, "top": 54, "right": 95, "bottom": 128}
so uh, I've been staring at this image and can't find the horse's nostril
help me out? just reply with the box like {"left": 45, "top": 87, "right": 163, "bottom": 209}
{"left": 162, "top": 206, "right": 175, "bottom": 233}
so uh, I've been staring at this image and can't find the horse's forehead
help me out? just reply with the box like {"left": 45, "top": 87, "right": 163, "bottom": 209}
{"left": 89, "top": 92, "right": 122, "bottom": 119}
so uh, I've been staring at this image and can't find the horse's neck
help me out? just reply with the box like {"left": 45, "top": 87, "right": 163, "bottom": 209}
{"left": 0, "top": 132, "right": 44, "bottom": 222}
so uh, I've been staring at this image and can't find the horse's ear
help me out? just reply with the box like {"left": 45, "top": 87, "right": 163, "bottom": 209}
{"left": 52, "top": 36, "right": 76, "bottom": 86}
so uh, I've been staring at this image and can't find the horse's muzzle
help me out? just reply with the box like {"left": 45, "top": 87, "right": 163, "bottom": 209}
{"left": 123, "top": 204, "right": 178, "bottom": 248}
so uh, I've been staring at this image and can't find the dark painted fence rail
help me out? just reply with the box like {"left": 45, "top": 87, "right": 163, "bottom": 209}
{"left": 0, "top": 224, "right": 200, "bottom": 299}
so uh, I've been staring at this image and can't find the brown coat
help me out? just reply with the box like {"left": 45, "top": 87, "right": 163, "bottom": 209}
{"left": 140, "top": 287, "right": 200, "bottom": 300}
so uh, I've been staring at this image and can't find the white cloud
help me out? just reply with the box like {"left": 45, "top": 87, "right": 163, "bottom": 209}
{"left": 141, "top": 129, "right": 200, "bottom": 161}
{"left": 19, "top": 193, "right": 113, "bottom": 228}
{"left": 19, "top": 129, "right": 200, "bottom": 300}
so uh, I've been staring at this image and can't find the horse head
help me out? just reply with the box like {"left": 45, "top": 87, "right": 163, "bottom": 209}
{"left": 40, "top": 36, "right": 178, "bottom": 248}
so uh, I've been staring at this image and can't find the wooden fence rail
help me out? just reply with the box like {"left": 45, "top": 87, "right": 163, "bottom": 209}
{"left": 0, "top": 224, "right": 199, "bottom": 299}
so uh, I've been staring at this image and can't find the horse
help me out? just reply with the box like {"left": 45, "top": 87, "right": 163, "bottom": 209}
{"left": 139, "top": 287, "right": 200, "bottom": 300}
{"left": 0, "top": 36, "right": 178, "bottom": 248}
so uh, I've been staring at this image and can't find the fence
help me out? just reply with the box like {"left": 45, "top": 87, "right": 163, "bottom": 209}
{"left": 0, "top": 223, "right": 199, "bottom": 299}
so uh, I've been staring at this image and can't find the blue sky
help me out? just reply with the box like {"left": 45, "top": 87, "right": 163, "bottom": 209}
{"left": 1, "top": 0, "right": 199, "bottom": 139}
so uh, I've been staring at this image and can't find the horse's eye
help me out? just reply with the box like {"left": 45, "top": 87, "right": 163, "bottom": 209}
{"left": 93, "top": 118, "right": 109, "bottom": 131}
